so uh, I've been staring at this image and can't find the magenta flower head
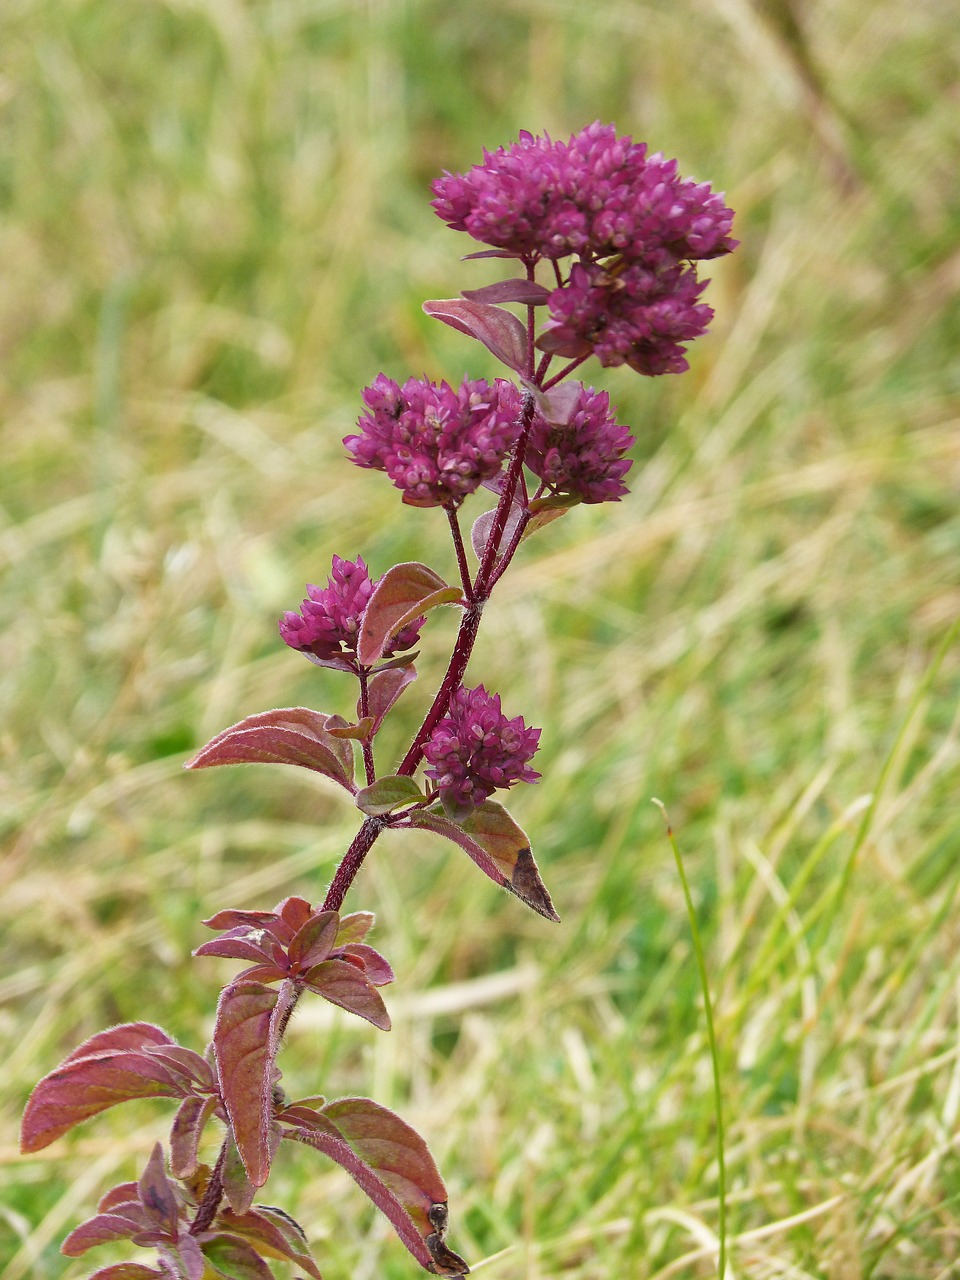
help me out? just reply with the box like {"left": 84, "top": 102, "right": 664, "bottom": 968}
{"left": 279, "top": 555, "right": 422, "bottom": 668}
{"left": 432, "top": 122, "right": 736, "bottom": 265}
{"left": 344, "top": 374, "right": 523, "bottom": 508}
{"left": 424, "top": 684, "right": 541, "bottom": 819}
{"left": 527, "top": 386, "right": 635, "bottom": 504}
{"left": 539, "top": 255, "right": 713, "bottom": 376}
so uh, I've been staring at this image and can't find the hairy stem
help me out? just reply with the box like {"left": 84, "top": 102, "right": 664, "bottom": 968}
{"left": 321, "top": 815, "right": 387, "bottom": 912}
{"left": 396, "top": 602, "right": 483, "bottom": 776}
{"left": 446, "top": 505, "right": 474, "bottom": 601}
{"left": 189, "top": 1138, "right": 228, "bottom": 1235}
{"left": 357, "top": 668, "right": 376, "bottom": 786}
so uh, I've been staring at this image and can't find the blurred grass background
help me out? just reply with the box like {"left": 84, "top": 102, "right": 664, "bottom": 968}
{"left": 2, "top": 0, "right": 960, "bottom": 1276}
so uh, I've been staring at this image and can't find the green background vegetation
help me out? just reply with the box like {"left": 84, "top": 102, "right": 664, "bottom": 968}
{"left": 3, "top": 0, "right": 959, "bottom": 1275}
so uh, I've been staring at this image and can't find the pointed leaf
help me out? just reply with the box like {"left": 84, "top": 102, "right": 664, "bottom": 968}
{"left": 185, "top": 708, "right": 355, "bottom": 794}
{"left": 285, "top": 1117, "right": 463, "bottom": 1276}
{"left": 278, "top": 896, "right": 313, "bottom": 932}
{"left": 325, "top": 716, "right": 374, "bottom": 741}
{"left": 222, "top": 1130, "right": 256, "bottom": 1215}
{"left": 98, "top": 1184, "right": 140, "bottom": 1212}
{"left": 342, "top": 944, "right": 394, "bottom": 987}
{"left": 423, "top": 297, "right": 527, "bottom": 374}
{"left": 214, "top": 1208, "right": 322, "bottom": 1280}
{"left": 470, "top": 500, "right": 524, "bottom": 563}
{"left": 144, "top": 1046, "right": 214, "bottom": 1090}
{"left": 61, "top": 1213, "right": 144, "bottom": 1256}
{"left": 461, "top": 279, "right": 550, "bottom": 305}
{"left": 521, "top": 379, "right": 583, "bottom": 426}
{"left": 200, "top": 1235, "right": 276, "bottom": 1280}
{"left": 160, "top": 1234, "right": 209, "bottom": 1280}
{"left": 214, "top": 980, "right": 294, "bottom": 1187}
{"left": 335, "top": 911, "right": 376, "bottom": 947}
{"left": 288, "top": 910, "right": 339, "bottom": 969}
{"left": 202, "top": 909, "right": 285, "bottom": 934}
{"left": 61, "top": 1024, "right": 175, "bottom": 1065}
{"left": 194, "top": 935, "right": 279, "bottom": 967}
{"left": 86, "top": 1266, "right": 163, "bottom": 1280}
{"left": 364, "top": 665, "right": 417, "bottom": 734}
{"left": 355, "top": 774, "right": 424, "bottom": 817}
{"left": 357, "top": 563, "right": 460, "bottom": 668}
{"left": 462, "top": 247, "right": 522, "bottom": 259}
{"left": 138, "top": 1144, "right": 180, "bottom": 1238}
{"left": 170, "top": 1095, "right": 218, "bottom": 1179}
{"left": 407, "top": 804, "right": 559, "bottom": 922}
{"left": 287, "top": 1097, "right": 469, "bottom": 1276}
{"left": 303, "top": 960, "right": 391, "bottom": 1031}
{"left": 21, "top": 1049, "right": 184, "bottom": 1153}
{"left": 522, "top": 492, "right": 580, "bottom": 542}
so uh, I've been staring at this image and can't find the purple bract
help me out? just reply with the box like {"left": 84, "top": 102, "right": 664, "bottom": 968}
{"left": 344, "top": 374, "right": 524, "bottom": 508}
{"left": 527, "top": 387, "right": 635, "bottom": 504}
{"left": 424, "top": 684, "right": 541, "bottom": 814}
{"left": 279, "top": 555, "right": 423, "bottom": 664}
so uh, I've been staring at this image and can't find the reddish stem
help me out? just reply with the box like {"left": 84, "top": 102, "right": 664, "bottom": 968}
{"left": 189, "top": 1138, "right": 227, "bottom": 1235}
{"left": 446, "top": 505, "right": 474, "bottom": 602}
{"left": 321, "top": 815, "right": 386, "bottom": 913}
{"left": 357, "top": 668, "right": 376, "bottom": 786}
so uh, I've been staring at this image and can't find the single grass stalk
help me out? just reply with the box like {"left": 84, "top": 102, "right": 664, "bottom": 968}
{"left": 653, "top": 799, "right": 729, "bottom": 1280}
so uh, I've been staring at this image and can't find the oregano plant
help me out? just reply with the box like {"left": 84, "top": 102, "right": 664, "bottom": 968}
{"left": 21, "top": 123, "right": 736, "bottom": 1280}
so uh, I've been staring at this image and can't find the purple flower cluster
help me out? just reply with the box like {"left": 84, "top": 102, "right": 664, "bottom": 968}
{"left": 344, "top": 375, "right": 523, "bottom": 508}
{"left": 279, "top": 556, "right": 422, "bottom": 665}
{"left": 526, "top": 386, "right": 635, "bottom": 503}
{"left": 424, "top": 685, "right": 541, "bottom": 815}
{"left": 539, "top": 256, "right": 713, "bottom": 376}
{"left": 432, "top": 123, "right": 736, "bottom": 377}
{"left": 432, "top": 122, "right": 736, "bottom": 265}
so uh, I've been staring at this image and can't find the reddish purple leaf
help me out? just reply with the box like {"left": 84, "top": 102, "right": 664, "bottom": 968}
{"left": 423, "top": 297, "right": 527, "bottom": 374}
{"left": 86, "top": 1266, "right": 163, "bottom": 1280}
{"left": 98, "top": 1183, "right": 140, "bottom": 1212}
{"left": 61, "top": 1213, "right": 145, "bottom": 1256}
{"left": 214, "top": 1208, "right": 322, "bottom": 1280}
{"left": 222, "top": 1130, "right": 257, "bottom": 1215}
{"left": 336, "top": 911, "right": 376, "bottom": 946}
{"left": 343, "top": 944, "right": 394, "bottom": 987}
{"left": 202, "top": 909, "right": 287, "bottom": 936}
{"left": 214, "top": 980, "right": 294, "bottom": 1187}
{"left": 461, "top": 279, "right": 550, "bottom": 305}
{"left": 194, "top": 934, "right": 278, "bottom": 966}
{"left": 61, "top": 1024, "right": 175, "bottom": 1066}
{"left": 470, "top": 499, "right": 524, "bottom": 563}
{"left": 277, "top": 895, "right": 312, "bottom": 932}
{"left": 283, "top": 1098, "right": 467, "bottom": 1276}
{"left": 357, "top": 563, "right": 460, "bottom": 668}
{"left": 144, "top": 1046, "right": 214, "bottom": 1090}
{"left": 185, "top": 708, "right": 355, "bottom": 794}
{"left": 170, "top": 1095, "right": 218, "bottom": 1179}
{"left": 406, "top": 803, "right": 559, "bottom": 922}
{"left": 288, "top": 910, "right": 339, "bottom": 970}
{"left": 303, "top": 959, "right": 391, "bottom": 1031}
{"left": 138, "top": 1144, "right": 180, "bottom": 1238}
{"left": 522, "top": 378, "right": 584, "bottom": 426}
{"left": 162, "top": 1234, "right": 207, "bottom": 1280}
{"left": 364, "top": 665, "right": 417, "bottom": 734}
{"left": 200, "top": 1235, "right": 276, "bottom": 1280}
{"left": 462, "top": 247, "right": 521, "bottom": 259}
{"left": 21, "top": 1046, "right": 185, "bottom": 1153}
